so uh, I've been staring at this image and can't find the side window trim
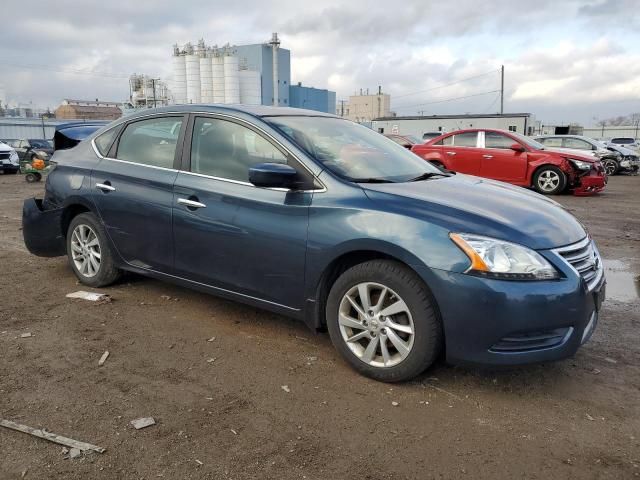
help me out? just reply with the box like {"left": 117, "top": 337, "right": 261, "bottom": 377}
{"left": 105, "top": 114, "right": 187, "bottom": 170}
{"left": 182, "top": 113, "right": 322, "bottom": 191}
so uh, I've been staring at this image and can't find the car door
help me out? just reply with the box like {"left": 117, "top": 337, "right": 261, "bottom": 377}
{"left": 90, "top": 114, "right": 186, "bottom": 273}
{"left": 479, "top": 131, "right": 528, "bottom": 183}
{"left": 562, "top": 137, "right": 595, "bottom": 153}
{"left": 172, "top": 114, "right": 314, "bottom": 309}
{"left": 441, "top": 132, "right": 482, "bottom": 175}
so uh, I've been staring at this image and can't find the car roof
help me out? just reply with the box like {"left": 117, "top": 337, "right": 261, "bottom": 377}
{"left": 122, "top": 104, "right": 339, "bottom": 121}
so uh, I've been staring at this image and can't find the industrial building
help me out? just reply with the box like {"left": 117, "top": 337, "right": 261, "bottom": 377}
{"left": 371, "top": 113, "right": 535, "bottom": 138}
{"left": 289, "top": 82, "right": 336, "bottom": 114}
{"left": 54, "top": 99, "right": 122, "bottom": 120}
{"left": 340, "top": 88, "right": 391, "bottom": 122}
{"left": 127, "top": 74, "right": 170, "bottom": 109}
{"left": 170, "top": 34, "right": 335, "bottom": 113}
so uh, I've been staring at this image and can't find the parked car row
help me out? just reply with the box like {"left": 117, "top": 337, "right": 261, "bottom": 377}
{"left": 0, "top": 140, "right": 20, "bottom": 174}
{"left": 534, "top": 135, "right": 639, "bottom": 175}
{"left": 22, "top": 105, "right": 605, "bottom": 382}
{"left": 412, "top": 129, "right": 607, "bottom": 196}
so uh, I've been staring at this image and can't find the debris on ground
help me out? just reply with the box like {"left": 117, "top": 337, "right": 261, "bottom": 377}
{"left": 98, "top": 351, "right": 109, "bottom": 366}
{"left": 130, "top": 417, "right": 156, "bottom": 430}
{"left": 0, "top": 419, "right": 106, "bottom": 453}
{"left": 586, "top": 414, "right": 595, "bottom": 421}
{"left": 392, "top": 401, "right": 399, "bottom": 407}
{"left": 207, "top": 336, "right": 216, "bottom": 342}
{"left": 195, "top": 459, "right": 203, "bottom": 466}
{"left": 20, "top": 332, "right": 32, "bottom": 338}
{"left": 604, "top": 357, "right": 618, "bottom": 364}
{"left": 231, "top": 429, "right": 237, "bottom": 435}
{"left": 69, "top": 448, "right": 82, "bottom": 459}
{"left": 207, "top": 357, "right": 216, "bottom": 364}
{"left": 160, "top": 295, "right": 171, "bottom": 300}
{"left": 281, "top": 385, "right": 291, "bottom": 393}
{"left": 66, "top": 291, "right": 111, "bottom": 303}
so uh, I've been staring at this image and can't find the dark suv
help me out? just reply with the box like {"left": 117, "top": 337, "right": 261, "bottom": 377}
{"left": 22, "top": 105, "right": 605, "bottom": 382}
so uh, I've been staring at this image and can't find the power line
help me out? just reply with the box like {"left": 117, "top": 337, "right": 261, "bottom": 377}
{"left": 393, "top": 69, "right": 500, "bottom": 100}
{"left": 394, "top": 90, "right": 502, "bottom": 110}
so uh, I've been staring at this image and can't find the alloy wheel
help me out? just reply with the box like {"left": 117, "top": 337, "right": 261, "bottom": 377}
{"left": 537, "top": 170, "right": 560, "bottom": 192}
{"left": 70, "top": 224, "right": 102, "bottom": 278}
{"left": 603, "top": 160, "right": 617, "bottom": 176}
{"left": 338, "top": 282, "right": 415, "bottom": 368}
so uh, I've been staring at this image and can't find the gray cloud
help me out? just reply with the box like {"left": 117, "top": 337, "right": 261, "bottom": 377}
{"left": 1, "top": 0, "right": 638, "bottom": 123}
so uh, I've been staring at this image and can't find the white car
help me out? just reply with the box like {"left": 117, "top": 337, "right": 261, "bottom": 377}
{"left": 0, "top": 141, "right": 20, "bottom": 174}
{"left": 607, "top": 137, "right": 640, "bottom": 153}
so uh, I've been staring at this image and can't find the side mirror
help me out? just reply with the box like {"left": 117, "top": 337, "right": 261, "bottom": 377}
{"left": 249, "top": 162, "right": 298, "bottom": 189}
{"left": 510, "top": 143, "right": 525, "bottom": 152}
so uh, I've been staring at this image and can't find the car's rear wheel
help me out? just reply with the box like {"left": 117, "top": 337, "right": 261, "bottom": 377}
{"left": 326, "top": 260, "right": 442, "bottom": 382}
{"left": 533, "top": 166, "right": 567, "bottom": 195}
{"left": 603, "top": 158, "right": 619, "bottom": 176}
{"left": 67, "top": 213, "right": 121, "bottom": 287}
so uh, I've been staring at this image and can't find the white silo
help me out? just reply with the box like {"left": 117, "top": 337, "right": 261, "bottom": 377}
{"left": 223, "top": 51, "right": 240, "bottom": 104}
{"left": 171, "top": 45, "right": 187, "bottom": 105}
{"left": 185, "top": 43, "right": 201, "bottom": 104}
{"left": 211, "top": 51, "right": 225, "bottom": 104}
{"left": 239, "top": 70, "right": 262, "bottom": 105}
{"left": 200, "top": 49, "right": 213, "bottom": 103}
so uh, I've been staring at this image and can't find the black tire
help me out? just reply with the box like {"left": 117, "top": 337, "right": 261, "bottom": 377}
{"left": 66, "top": 212, "right": 121, "bottom": 287}
{"left": 25, "top": 173, "right": 37, "bottom": 183}
{"left": 532, "top": 165, "right": 567, "bottom": 195}
{"left": 326, "top": 259, "right": 442, "bottom": 383}
{"left": 603, "top": 158, "right": 619, "bottom": 176}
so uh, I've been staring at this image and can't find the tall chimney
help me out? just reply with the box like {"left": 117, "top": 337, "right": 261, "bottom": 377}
{"left": 269, "top": 33, "right": 280, "bottom": 106}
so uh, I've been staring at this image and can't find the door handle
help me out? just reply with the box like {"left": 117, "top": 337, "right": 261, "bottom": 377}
{"left": 446, "top": 151, "right": 456, "bottom": 156}
{"left": 177, "top": 198, "right": 206, "bottom": 209}
{"left": 96, "top": 182, "right": 116, "bottom": 192}
{"left": 482, "top": 155, "right": 494, "bottom": 159}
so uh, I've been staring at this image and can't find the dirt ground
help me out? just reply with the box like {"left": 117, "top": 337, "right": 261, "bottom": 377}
{"left": 1, "top": 172, "right": 639, "bottom": 480}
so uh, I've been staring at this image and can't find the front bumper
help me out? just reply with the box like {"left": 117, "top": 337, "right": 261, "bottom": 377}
{"left": 572, "top": 174, "right": 606, "bottom": 196}
{"left": 414, "top": 250, "right": 605, "bottom": 367}
{"left": 22, "top": 197, "right": 66, "bottom": 257}
{"left": 1, "top": 161, "right": 19, "bottom": 172}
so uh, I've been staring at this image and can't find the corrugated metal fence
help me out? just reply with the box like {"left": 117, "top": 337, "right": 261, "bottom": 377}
{"left": 0, "top": 118, "right": 94, "bottom": 140}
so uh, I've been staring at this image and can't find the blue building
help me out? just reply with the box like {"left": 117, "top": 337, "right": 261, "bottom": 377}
{"left": 235, "top": 44, "right": 291, "bottom": 107}
{"left": 289, "top": 82, "right": 336, "bottom": 114}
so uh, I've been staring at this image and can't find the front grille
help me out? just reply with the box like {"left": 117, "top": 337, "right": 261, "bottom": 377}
{"left": 554, "top": 237, "right": 603, "bottom": 291}
{"left": 0, "top": 153, "right": 9, "bottom": 160}
{"left": 490, "top": 327, "right": 572, "bottom": 353}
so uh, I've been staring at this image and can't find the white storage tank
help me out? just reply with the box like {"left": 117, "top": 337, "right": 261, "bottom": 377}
{"left": 223, "top": 54, "right": 240, "bottom": 104}
{"left": 239, "top": 70, "right": 262, "bottom": 105}
{"left": 200, "top": 50, "right": 213, "bottom": 103}
{"left": 185, "top": 44, "right": 201, "bottom": 104}
{"left": 172, "top": 54, "right": 187, "bottom": 104}
{"left": 211, "top": 54, "right": 225, "bottom": 103}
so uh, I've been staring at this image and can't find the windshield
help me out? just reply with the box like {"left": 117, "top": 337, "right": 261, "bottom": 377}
{"left": 509, "top": 132, "right": 545, "bottom": 150}
{"left": 28, "top": 139, "right": 50, "bottom": 148}
{"left": 265, "top": 116, "right": 441, "bottom": 182}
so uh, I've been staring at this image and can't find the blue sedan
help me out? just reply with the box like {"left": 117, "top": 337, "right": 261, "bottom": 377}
{"left": 22, "top": 105, "right": 605, "bottom": 382}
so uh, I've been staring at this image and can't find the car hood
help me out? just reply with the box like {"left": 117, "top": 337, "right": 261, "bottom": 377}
{"left": 543, "top": 147, "right": 599, "bottom": 161}
{"left": 362, "top": 174, "right": 586, "bottom": 250}
{"left": 0, "top": 143, "right": 13, "bottom": 153}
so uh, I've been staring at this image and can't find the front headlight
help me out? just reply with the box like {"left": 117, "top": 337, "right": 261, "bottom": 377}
{"left": 450, "top": 233, "right": 559, "bottom": 280}
{"left": 568, "top": 159, "right": 592, "bottom": 171}
{"left": 9, "top": 151, "right": 18, "bottom": 161}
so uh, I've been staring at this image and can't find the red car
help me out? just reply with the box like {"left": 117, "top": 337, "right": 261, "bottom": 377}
{"left": 411, "top": 129, "right": 606, "bottom": 196}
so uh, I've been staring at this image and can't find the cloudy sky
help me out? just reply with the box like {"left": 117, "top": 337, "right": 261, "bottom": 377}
{"left": 1, "top": 0, "right": 639, "bottom": 124}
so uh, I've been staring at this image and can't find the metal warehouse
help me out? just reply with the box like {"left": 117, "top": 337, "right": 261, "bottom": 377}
{"left": 372, "top": 113, "right": 535, "bottom": 138}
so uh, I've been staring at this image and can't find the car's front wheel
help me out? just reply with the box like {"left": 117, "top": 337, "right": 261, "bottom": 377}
{"left": 67, "top": 213, "right": 121, "bottom": 287}
{"left": 603, "top": 158, "right": 619, "bottom": 176}
{"left": 533, "top": 166, "right": 567, "bottom": 195}
{"left": 326, "top": 260, "right": 442, "bottom": 382}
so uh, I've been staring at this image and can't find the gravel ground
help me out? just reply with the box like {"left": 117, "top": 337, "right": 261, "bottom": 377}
{"left": 1, "top": 172, "right": 639, "bottom": 479}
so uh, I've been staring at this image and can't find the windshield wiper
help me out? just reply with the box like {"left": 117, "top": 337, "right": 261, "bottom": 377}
{"left": 352, "top": 177, "right": 396, "bottom": 183}
{"left": 407, "top": 171, "right": 451, "bottom": 182}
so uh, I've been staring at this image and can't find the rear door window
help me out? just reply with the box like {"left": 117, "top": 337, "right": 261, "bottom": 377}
{"left": 116, "top": 117, "right": 183, "bottom": 169}
{"left": 539, "top": 137, "right": 562, "bottom": 148}
{"left": 563, "top": 138, "right": 592, "bottom": 150}
{"left": 452, "top": 132, "right": 478, "bottom": 147}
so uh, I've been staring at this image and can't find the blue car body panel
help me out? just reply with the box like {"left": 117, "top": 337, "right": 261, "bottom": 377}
{"left": 22, "top": 104, "right": 605, "bottom": 368}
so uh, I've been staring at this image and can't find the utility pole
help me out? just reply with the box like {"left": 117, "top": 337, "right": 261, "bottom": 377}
{"left": 151, "top": 78, "right": 157, "bottom": 108}
{"left": 340, "top": 100, "right": 345, "bottom": 117}
{"left": 500, "top": 65, "right": 504, "bottom": 115}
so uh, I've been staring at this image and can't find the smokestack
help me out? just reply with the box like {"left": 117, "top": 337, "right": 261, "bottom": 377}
{"left": 269, "top": 33, "right": 280, "bottom": 106}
